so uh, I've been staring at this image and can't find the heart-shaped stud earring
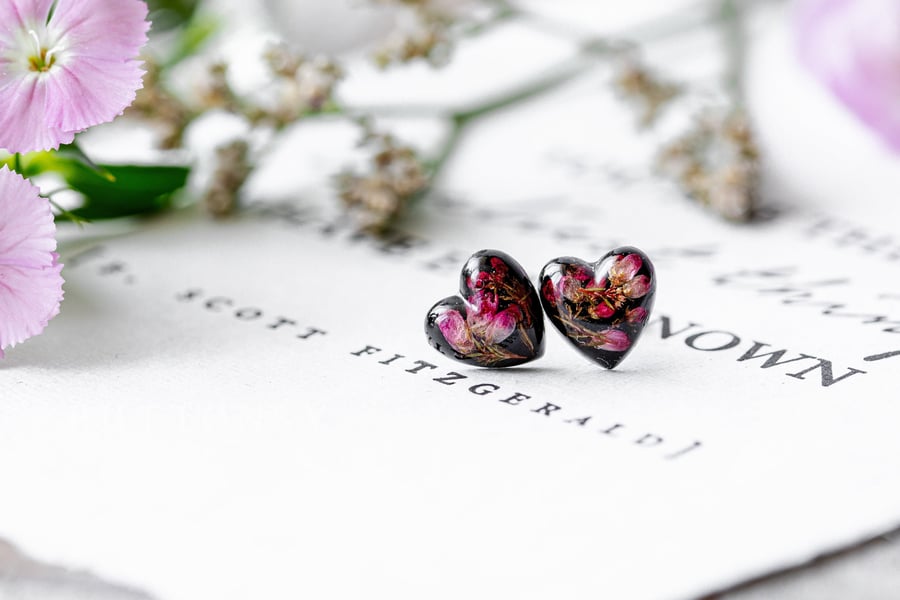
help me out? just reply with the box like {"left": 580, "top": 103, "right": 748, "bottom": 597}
{"left": 539, "top": 247, "right": 656, "bottom": 369}
{"left": 425, "top": 250, "right": 545, "bottom": 367}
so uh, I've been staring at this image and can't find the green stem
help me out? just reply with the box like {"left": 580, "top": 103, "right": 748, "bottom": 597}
{"left": 453, "top": 60, "right": 587, "bottom": 125}
{"left": 45, "top": 196, "right": 89, "bottom": 227}
{"left": 426, "top": 118, "right": 465, "bottom": 185}
{"left": 721, "top": 0, "right": 746, "bottom": 105}
{"left": 460, "top": 0, "right": 520, "bottom": 37}
{"left": 420, "top": 55, "right": 589, "bottom": 192}
{"left": 13, "top": 153, "right": 22, "bottom": 174}
{"left": 416, "top": 0, "right": 744, "bottom": 191}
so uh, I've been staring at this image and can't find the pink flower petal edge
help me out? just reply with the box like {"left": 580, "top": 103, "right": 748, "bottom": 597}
{"left": 0, "top": 0, "right": 150, "bottom": 153}
{"left": 794, "top": 0, "right": 900, "bottom": 152}
{"left": 0, "top": 166, "right": 65, "bottom": 357}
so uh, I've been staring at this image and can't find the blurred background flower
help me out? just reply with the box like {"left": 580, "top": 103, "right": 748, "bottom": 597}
{"left": 795, "top": 0, "right": 900, "bottom": 153}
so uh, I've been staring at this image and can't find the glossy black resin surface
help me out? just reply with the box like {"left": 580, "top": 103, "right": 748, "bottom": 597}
{"left": 540, "top": 246, "right": 656, "bottom": 369}
{"left": 425, "top": 250, "right": 545, "bottom": 368}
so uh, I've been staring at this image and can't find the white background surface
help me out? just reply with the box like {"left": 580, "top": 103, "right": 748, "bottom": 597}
{"left": 3, "top": 1, "right": 900, "bottom": 599}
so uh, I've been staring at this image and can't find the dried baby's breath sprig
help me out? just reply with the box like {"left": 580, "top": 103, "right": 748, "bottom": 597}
{"left": 263, "top": 44, "right": 344, "bottom": 127}
{"left": 373, "top": 21, "right": 452, "bottom": 69}
{"left": 200, "top": 62, "right": 244, "bottom": 115}
{"left": 204, "top": 139, "right": 252, "bottom": 217}
{"left": 657, "top": 109, "right": 759, "bottom": 222}
{"left": 128, "top": 45, "right": 346, "bottom": 221}
{"left": 612, "top": 57, "right": 681, "bottom": 127}
{"left": 127, "top": 59, "right": 193, "bottom": 149}
{"left": 338, "top": 130, "right": 429, "bottom": 232}
{"left": 371, "top": 0, "right": 471, "bottom": 68}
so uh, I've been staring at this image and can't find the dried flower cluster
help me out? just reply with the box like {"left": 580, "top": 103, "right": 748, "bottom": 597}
{"left": 263, "top": 44, "right": 343, "bottom": 126}
{"left": 437, "top": 256, "right": 535, "bottom": 365}
{"left": 613, "top": 56, "right": 759, "bottom": 222}
{"left": 371, "top": 0, "right": 462, "bottom": 68}
{"left": 197, "top": 49, "right": 343, "bottom": 130}
{"left": 612, "top": 59, "right": 681, "bottom": 127}
{"left": 130, "top": 43, "right": 343, "bottom": 216}
{"left": 657, "top": 110, "right": 759, "bottom": 222}
{"left": 127, "top": 60, "right": 193, "bottom": 149}
{"left": 338, "top": 131, "right": 430, "bottom": 231}
{"left": 204, "top": 139, "right": 252, "bottom": 217}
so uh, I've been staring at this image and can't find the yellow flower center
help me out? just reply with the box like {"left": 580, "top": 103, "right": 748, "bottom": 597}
{"left": 28, "top": 47, "right": 55, "bottom": 72}
{"left": 26, "top": 30, "right": 56, "bottom": 73}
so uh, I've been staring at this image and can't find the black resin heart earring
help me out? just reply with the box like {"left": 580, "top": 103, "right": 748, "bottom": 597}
{"left": 539, "top": 246, "right": 656, "bottom": 369}
{"left": 425, "top": 250, "right": 545, "bottom": 368}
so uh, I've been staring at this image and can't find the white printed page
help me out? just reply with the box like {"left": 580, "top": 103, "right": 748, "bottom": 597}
{"left": 3, "top": 4, "right": 900, "bottom": 600}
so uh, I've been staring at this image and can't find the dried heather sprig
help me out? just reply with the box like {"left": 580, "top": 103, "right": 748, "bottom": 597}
{"left": 338, "top": 132, "right": 429, "bottom": 231}
{"left": 264, "top": 44, "right": 343, "bottom": 126}
{"left": 371, "top": 0, "right": 467, "bottom": 68}
{"left": 657, "top": 109, "right": 759, "bottom": 221}
{"left": 127, "top": 59, "right": 193, "bottom": 149}
{"left": 204, "top": 139, "right": 252, "bottom": 217}
{"left": 612, "top": 58, "right": 681, "bottom": 127}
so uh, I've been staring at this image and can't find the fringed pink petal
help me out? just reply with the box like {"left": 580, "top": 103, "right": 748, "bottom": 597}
{"left": 0, "top": 0, "right": 149, "bottom": 153}
{"left": 0, "top": 167, "right": 64, "bottom": 356}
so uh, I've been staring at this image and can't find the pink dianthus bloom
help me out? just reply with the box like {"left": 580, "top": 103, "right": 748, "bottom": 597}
{"left": 0, "top": 166, "right": 64, "bottom": 357}
{"left": 794, "top": 0, "right": 900, "bottom": 152}
{"left": 0, "top": 0, "right": 150, "bottom": 153}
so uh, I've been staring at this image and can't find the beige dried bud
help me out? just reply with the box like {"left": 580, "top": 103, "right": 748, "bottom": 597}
{"left": 200, "top": 62, "right": 242, "bottom": 114}
{"left": 264, "top": 43, "right": 304, "bottom": 79}
{"left": 657, "top": 110, "right": 760, "bottom": 222}
{"left": 262, "top": 44, "right": 343, "bottom": 127}
{"left": 612, "top": 59, "right": 681, "bottom": 127}
{"left": 204, "top": 140, "right": 252, "bottom": 218}
{"left": 370, "top": 0, "right": 467, "bottom": 68}
{"left": 338, "top": 133, "right": 429, "bottom": 232}
{"left": 373, "top": 23, "right": 451, "bottom": 69}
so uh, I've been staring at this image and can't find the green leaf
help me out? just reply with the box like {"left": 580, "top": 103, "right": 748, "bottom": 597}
{"left": 147, "top": 0, "right": 200, "bottom": 31}
{"left": 165, "top": 14, "right": 220, "bottom": 68}
{"left": 57, "top": 162, "right": 190, "bottom": 221}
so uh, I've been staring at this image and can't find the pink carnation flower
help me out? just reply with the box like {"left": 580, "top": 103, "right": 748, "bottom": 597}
{"left": 0, "top": 0, "right": 150, "bottom": 153}
{"left": 795, "top": 0, "right": 900, "bottom": 152}
{"left": 0, "top": 166, "right": 64, "bottom": 358}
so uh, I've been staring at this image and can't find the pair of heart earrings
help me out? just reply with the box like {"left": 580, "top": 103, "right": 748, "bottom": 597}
{"left": 425, "top": 247, "right": 656, "bottom": 369}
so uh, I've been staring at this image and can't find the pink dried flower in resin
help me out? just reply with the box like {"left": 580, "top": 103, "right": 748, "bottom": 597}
{"left": 426, "top": 250, "right": 545, "bottom": 368}
{"left": 539, "top": 248, "right": 656, "bottom": 369}
{"left": 592, "top": 328, "right": 631, "bottom": 352}
{"left": 437, "top": 289, "right": 520, "bottom": 356}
